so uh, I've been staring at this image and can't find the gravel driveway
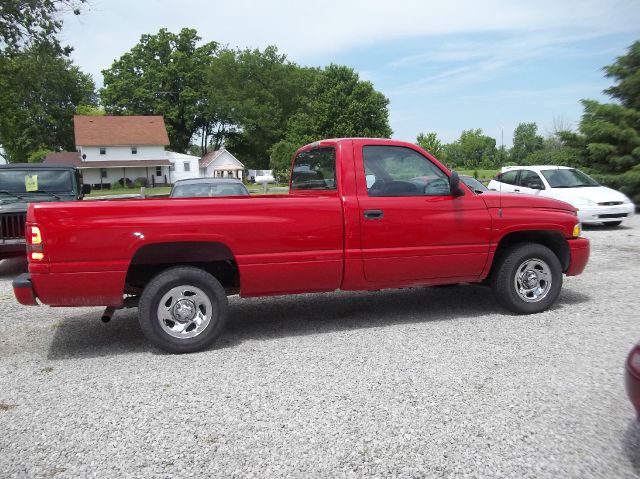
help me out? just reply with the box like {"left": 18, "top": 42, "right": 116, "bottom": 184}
{"left": 1, "top": 217, "right": 639, "bottom": 478}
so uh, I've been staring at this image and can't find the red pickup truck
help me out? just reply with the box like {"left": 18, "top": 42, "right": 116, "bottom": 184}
{"left": 13, "top": 138, "right": 589, "bottom": 353}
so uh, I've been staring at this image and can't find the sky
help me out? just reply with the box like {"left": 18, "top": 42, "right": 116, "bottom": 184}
{"left": 58, "top": 0, "right": 640, "bottom": 148}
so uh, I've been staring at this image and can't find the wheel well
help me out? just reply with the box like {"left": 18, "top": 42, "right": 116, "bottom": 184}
{"left": 493, "top": 230, "right": 570, "bottom": 272}
{"left": 125, "top": 242, "right": 239, "bottom": 294}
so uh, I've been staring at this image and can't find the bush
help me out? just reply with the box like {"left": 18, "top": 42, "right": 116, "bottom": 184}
{"left": 133, "top": 177, "right": 149, "bottom": 188}
{"left": 117, "top": 177, "right": 133, "bottom": 188}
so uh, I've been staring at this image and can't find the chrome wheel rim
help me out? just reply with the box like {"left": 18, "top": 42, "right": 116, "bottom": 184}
{"left": 157, "top": 285, "right": 213, "bottom": 339}
{"left": 514, "top": 258, "right": 552, "bottom": 303}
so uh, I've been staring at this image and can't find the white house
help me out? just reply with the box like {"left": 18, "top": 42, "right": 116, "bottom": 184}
{"left": 200, "top": 148, "right": 244, "bottom": 180}
{"left": 45, "top": 115, "right": 201, "bottom": 188}
{"left": 167, "top": 151, "right": 201, "bottom": 182}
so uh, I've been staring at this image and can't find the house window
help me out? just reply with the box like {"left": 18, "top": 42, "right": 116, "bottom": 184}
{"left": 156, "top": 167, "right": 162, "bottom": 176}
{"left": 100, "top": 169, "right": 108, "bottom": 179}
{"left": 169, "top": 162, "right": 175, "bottom": 172}
{"left": 184, "top": 162, "right": 190, "bottom": 172}
{"left": 131, "top": 147, "right": 137, "bottom": 155}
{"left": 99, "top": 147, "right": 106, "bottom": 155}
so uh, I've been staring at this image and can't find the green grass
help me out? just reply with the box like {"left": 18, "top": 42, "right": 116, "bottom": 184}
{"left": 88, "top": 186, "right": 171, "bottom": 197}
{"left": 246, "top": 183, "right": 289, "bottom": 194}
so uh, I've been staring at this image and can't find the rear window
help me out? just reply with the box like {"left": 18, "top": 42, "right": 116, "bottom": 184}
{"left": 291, "top": 147, "right": 336, "bottom": 190}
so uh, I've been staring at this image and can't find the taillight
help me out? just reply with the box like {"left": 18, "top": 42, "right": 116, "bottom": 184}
{"left": 26, "top": 225, "right": 45, "bottom": 262}
{"left": 29, "top": 226, "right": 42, "bottom": 245}
{"left": 30, "top": 251, "right": 44, "bottom": 261}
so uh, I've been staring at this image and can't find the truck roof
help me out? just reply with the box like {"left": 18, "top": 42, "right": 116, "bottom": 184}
{"left": 0, "top": 163, "right": 77, "bottom": 170}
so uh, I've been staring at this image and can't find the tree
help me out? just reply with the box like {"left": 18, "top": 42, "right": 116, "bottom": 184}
{"left": 560, "top": 40, "right": 640, "bottom": 202}
{"left": 510, "top": 122, "right": 544, "bottom": 163}
{"left": 270, "top": 64, "right": 392, "bottom": 177}
{"left": 603, "top": 41, "right": 640, "bottom": 111}
{"left": 101, "top": 28, "right": 218, "bottom": 153}
{"left": 207, "top": 46, "right": 318, "bottom": 168}
{"left": 0, "top": 41, "right": 97, "bottom": 162}
{"left": 416, "top": 132, "right": 445, "bottom": 159}
{"left": 0, "top": 0, "right": 86, "bottom": 53}
{"left": 444, "top": 129, "right": 497, "bottom": 169}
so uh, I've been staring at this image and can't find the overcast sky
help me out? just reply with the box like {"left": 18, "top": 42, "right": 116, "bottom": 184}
{"left": 59, "top": 0, "right": 640, "bottom": 147}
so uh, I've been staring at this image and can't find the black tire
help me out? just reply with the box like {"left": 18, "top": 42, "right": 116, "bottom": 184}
{"left": 138, "top": 266, "right": 228, "bottom": 353}
{"left": 491, "top": 243, "right": 562, "bottom": 314}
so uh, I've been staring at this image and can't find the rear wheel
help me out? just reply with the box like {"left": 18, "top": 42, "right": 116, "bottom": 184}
{"left": 491, "top": 243, "right": 562, "bottom": 314}
{"left": 138, "top": 266, "right": 228, "bottom": 353}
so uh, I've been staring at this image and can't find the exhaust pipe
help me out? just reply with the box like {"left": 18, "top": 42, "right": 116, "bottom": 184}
{"left": 101, "top": 306, "right": 116, "bottom": 323}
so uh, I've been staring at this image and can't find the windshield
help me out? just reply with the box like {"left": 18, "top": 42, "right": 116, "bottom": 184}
{"left": 541, "top": 168, "right": 600, "bottom": 188}
{"left": 0, "top": 169, "right": 74, "bottom": 194}
{"left": 171, "top": 182, "right": 249, "bottom": 197}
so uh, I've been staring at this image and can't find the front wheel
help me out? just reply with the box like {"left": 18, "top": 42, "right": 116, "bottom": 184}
{"left": 138, "top": 266, "right": 228, "bottom": 353}
{"left": 491, "top": 243, "right": 562, "bottom": 314}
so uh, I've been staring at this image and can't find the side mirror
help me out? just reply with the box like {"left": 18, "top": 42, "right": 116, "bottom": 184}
{"left": 449, "top": 170, "right": 465, "bottom": 196}
{"left": 81, "top": 184, "right": 92, "bottom": 195}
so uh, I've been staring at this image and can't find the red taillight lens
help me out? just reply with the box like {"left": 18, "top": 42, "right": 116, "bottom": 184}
{"left": 27, "top": 225, "right": 45, "bottom": 261}
{"left": 30, "top": 226, "right": 42, "bottom": 245}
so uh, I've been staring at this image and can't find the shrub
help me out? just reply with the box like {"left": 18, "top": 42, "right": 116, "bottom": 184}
{"left": 117, "top": 177, "right": 133, "bottom": 188}
{"left": 133, "top": 177, "right": 149, "bottom": 188}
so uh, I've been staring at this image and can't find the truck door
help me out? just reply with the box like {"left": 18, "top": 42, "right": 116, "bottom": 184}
{"left": 356, "top": 143, "right": 492, "bottom": 283}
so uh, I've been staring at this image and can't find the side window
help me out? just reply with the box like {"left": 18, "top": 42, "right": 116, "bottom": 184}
{"left": 496, "top": 170, "right": 518, "bottom": 185}
{"left": 291, "top": 147, "right": 336, "bottom": 190}
{"left": 363, "top": 145, "right": 449, "bottom": 196}
{"left": 519, "top": 170, "right": 544, "bottom": 189}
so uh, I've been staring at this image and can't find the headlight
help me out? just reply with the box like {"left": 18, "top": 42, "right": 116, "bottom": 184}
{"left": 571, "top": 197, "right": 596, "bottom": 206}
{"left": 572, "top": 223, "right": 581, "bottom": 238}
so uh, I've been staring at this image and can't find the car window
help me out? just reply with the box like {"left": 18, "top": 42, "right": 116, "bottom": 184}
{"left": 291, "top": 147, "right": 336, "bottom": 190}
{"left": 0, "top": 169, "right": 74, "bottom": 193}
{"left": 363, "top": 145, "right": 449, "bottom": 196}
{"left": 519, "top": 170, "right": 545, "bottom": 189}
{"left": 495, "top": 170, "right": 518, "bottom": 185}
{"left": 171, "top": 183, "right": 248, "bottom": 197}
{"left": 541, "top": 169, "right": 600, "bottom": 188}
{"left": 461, "top": 176, "right": 488, "bottom": 193}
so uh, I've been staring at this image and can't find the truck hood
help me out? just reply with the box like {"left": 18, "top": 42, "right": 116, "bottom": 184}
{"left": 480, "top": 192, "right": 576, "bottom": 213}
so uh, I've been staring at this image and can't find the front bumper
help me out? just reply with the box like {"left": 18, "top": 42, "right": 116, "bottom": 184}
{"left": 565, "top": 237, "right": 590, "bottom": 276}
{"left": 576, "top": 203, "right": 635, "bottom": 224}
{"left": 13, "top": 273, "right": 38, "bottom": 306}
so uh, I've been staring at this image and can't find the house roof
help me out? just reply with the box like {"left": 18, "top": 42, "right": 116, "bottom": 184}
{"left": 200, "top": 149, "right": 225, "bottom": 168}
{"left": 74, "top": 115, "right": 170, "bottom": 146}
{"left": 200, "top": 148, "right": 244, "bottom": 170}
{"left": 44, "top": 152, "right": 170, "bottom": 168}
{"left": 166, "top": 151, "right": 200, "bottom": 161}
